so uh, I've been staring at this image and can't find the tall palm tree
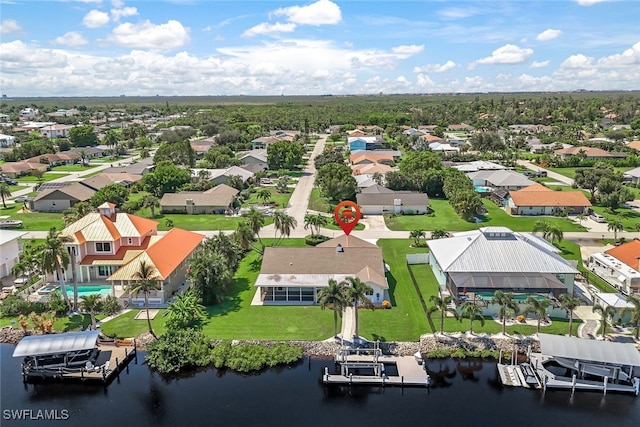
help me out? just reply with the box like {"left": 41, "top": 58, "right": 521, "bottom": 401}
{"left": 592, "top": 304, "right": 616, "bottom": 339}
{"left": 524, "top": 296, "right": 553, "bottom": 334}
{"left": 544, "top": 225, "right": 564, "bottom": 244}
{"left": 532, "top": 220, "right": 549, "bottom": 236}
{"left": 317, "top": 279, "right": 347, "bottom": 338}
{"left": 621, "top": 295, "right": 640, "bottom": 340}
{"left": 607, "top": 219, "right": 624, "bottom": 242}
{"left": 142, "top": 194, "right": 160, "bottom": 218}
{"left": 273, "top": 210, "right": 297, "bottom": 244}
{"left": 77, "top": 148, "right": 89, "bottom": 166}
{"left": 344, "top": 276, "right": 373, "bottom": 340}
{"left": 0, "top": 182, "right": 11, "bottom": 208}
{"left": 491, "top": 290, "right": 519, "bottom": 335}
{"left": 103, "top": 130, "right": 119, "bottom": 149}
{"left": 427, "top": 295, "right": 455, "bottom": 335}
{"left": 257, "top": 188, "right": 272, "bottom": 205}
{"left": 79, "top": 294, "right": 103, "bottom": 330}
{"left": 128, "top": 261, "right": 161, "bottom": 338}
{"left": 559, "top": 293, "right": 582, "bottom": 337}
{"left": 458, "top": 302, "right": 485, "bottom": 334}
{"left": 41, "top": 228, "right": 72, "bottom": 311}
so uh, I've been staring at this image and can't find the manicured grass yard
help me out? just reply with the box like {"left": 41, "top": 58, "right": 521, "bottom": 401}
{"left": 556, "top": 240, "right": 616, "bottom": 293}
{"left": 589, "top": 205, "right": 640, "bottom": 231}
{"left": 385, "top": 198, "right": 585, "bottom": 232}
{"left": 15, "top": 172, "right": 62, "bottom": 183}
{"left": 243, "top": 186, "right": 293, "bottom": 209}
{"left": 134, "top": 212, "right": 274, "bottom": 231}
{"left": 101, "top": 237, "right": 580, "bottom": 341}
{"left": 308, "top": 187, "right": 330, "bottom": 213}
{"left": 548, "top": 167, "right": 633, "bottom": 180}
{"left": 1, "top": 205, "right": 64, "bottom": 230}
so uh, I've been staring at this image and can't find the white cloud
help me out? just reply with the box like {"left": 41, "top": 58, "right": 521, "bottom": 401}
{"left": 598, "top": 41, "right": 640, "bottom": 67}
{"left": 437, "top": 7, "right": 482, "bottom": 19}
{"left": 560, "top": 54, "right": 594, "bottom": 69}
{"left": 203, "top": 25, "right": 212, "bottom": 32}
{"left": 243, "top": 22, "right": 297, "bottom": 38}
{"left": 273, "top": 0, "right": 341, "bottom": 26}
{"left": 111, "top": 0, "right": 123, "bottom": 7}
{"left": 0, "top": 40, "right": 69, "bottom": 71}
{"left": 416, "top": 74, "right": 435, "bottom": 87}
{"left": 530, "top": 60, "right": 550, "bottom": 68}
{"left": 111, "top": 6, "right": 138, "bottom": 21}
{"left": 391, "top": 45, "right": 424, "bottom": 55}
{"left": 0, "top": 19, "right": 22, "bottom": 34}
{"left": 413, "top": 60, "right": 456, "bottom": 73}
{"left": 473, "top": 44, "right": 534, "bottom": 66}
{"left": 51, "top": 31, "right": 89, "bottom": 47}
{"left": 536, "top": 29, "right": 562, "bottom": 41}
{"left": 83, "top": 10, "right": 110, "bottom": 28}
{"left": 106, "top": 20, "right": 190, "bottom": 50}
{"left": 574, "top": 0, "right": 610, "bottom": 6}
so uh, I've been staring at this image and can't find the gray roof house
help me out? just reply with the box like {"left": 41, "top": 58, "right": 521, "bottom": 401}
{"left": 254, "top": 235, "right": 388, "bottom": 306}
{"left": 467, "top": 169, "right": 535, "bottom": 190}
{"left": 103, "top": 158, "right": 155, "bottom": 176}
{"left": 623, "top": 166, "right": 640, "bottom": 184}
{"left": 427, "top": 227, "right": 578, "bottom": 315}
{"left": 31, "top": 183, "right": 96, "bottom": 212}
{"left": 160, "top": 184, "right": 239, "bottom": 215}
{"left": 356, "top": 187, "right": 429, "bottom": 215}
{"left": 192, "top": 166, "right": 254, "bottom": 186}
{"left": 239, "top": 149, "right": 268, "bottom": 170}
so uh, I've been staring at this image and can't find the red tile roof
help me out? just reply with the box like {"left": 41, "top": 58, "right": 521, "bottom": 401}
{"left": 145, "top": 228, "right": 205, "bottom": 278}
{"left": 80, "top": 236, "right": 152, "bottom": 265}
{"left": 510, "top": 184, "right": 591, "bottom": 207}
{"left": 606, "top": 240, "right": 640, "bottom": 271}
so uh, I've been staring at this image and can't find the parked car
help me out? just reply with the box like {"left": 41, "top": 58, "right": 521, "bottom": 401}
{"left": 590, "top": 213, "right": 606, "bottom": 223}
{"left": 14, "top": 196, "right": 30, "bottom": 203}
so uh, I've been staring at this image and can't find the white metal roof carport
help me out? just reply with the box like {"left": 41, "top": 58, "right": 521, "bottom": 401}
{"left": 12, "top": 331, "right": 100, "bottom": 358}
{"left": 538, "top": 333, "right": 640, "bottom": 367}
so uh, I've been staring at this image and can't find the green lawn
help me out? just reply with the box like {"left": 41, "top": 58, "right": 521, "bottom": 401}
{"left": 385, "top": 198, "right": 585, "bottom": 232}
{"left": 308, "top": 188, "right": 330, "bottom": 213}
{"left": 589, "top": 205, "right": 640, "bottom": 231}
{"left": 50, "top": 164, "right": 98, "bottom": 172}
{"left": 0, "top": 205, "right": 64, "bottom": 230}
{"left": 134, "top": 211, "right": 274, "bottom": 231}
{"left": 244, "top": 186, "right": 293, "bottom": 209}
{"left": 15, "top": 172, "right": 62, "bottom": 183}
{"left": 548, "top": 167, "right": 633, "bottom": 180}
{"left": 556, "top": 240, "right": 616, "bottom": 293}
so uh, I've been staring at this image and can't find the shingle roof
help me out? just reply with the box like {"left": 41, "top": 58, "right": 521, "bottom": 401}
{"left": 426, "top": 228, "right": 578, "bottom": 274}
{"left": 509, "top": 183, "right": 591, "bottom": 207}
{"left": 357, "top": 191, "right": 428, "bottom": 206}
{"left": 160, "top": 184, "right": 239, "bottom": 208}
{"left": 554, "top": 146, "right": 613, "bottom": 157}
{"left": 467, "top": 169, "right": 535, "bottom": 187}
{"left": 359, "top": 184, "right": 394, "bottom": 194}
{"left": 33, "top": 182, "right": 96, "bottom": 202}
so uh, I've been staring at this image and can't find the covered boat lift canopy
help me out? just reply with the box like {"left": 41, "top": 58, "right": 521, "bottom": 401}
{"left": 13, "top": 331, "right": 101, "bottom": 358}
{"left": 538, "top": 333, "right": 640, "bottom": 367}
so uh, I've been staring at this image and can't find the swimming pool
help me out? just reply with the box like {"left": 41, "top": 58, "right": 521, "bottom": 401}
{"left": 474, "top": 186, "right": 493, "bottom": 193}
{"left": 38, "top": 285, "right": 113, "bottom": 297}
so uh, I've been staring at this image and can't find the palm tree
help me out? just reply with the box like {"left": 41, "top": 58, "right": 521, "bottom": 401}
{"left": 317, "top": 279, "right": 347, "bottom": 338}
{"left": 458, "top": 302, "right": 485, "bottom": 334}
{"left": 427, "top": 295, "right": 455, "bottom": 335}
{"left": 621, "top": 295, "right": 640, "bottom": 340}
{"left": 607, "top": 219, "right": 624, "bottom": 242}
{"left": 592, "top": 304, "right": 616, "bottom": 339}
{"left": 62, "top": 201, "right": 94, "bottom": 225}
{"left": 559, "top": 293, "right": 582, "bottom": 337}
{"left": 430, "top": 228, "right": 451, "bottom": 240}
{"left": 532, "top": 220, "right": 549, "bottom": 236}
{"left": 257, "top": 188, "right": 272, "bottom": 205}
{"left": 544, "top": 225, "right": 564, "bottom": 244}
{"left": 142, "top": 194, "right": 160, "bottom": 218}
{"left": 491, "top": 290, "right": 519, "bottom": 335}
{"left": 524, "top": 296, "right": 552, "bottom": 334}
{"left": 165, "top": 289, "right": 206, "bottom": 330}
{"left": 303, "top": 213, "right": 328, "bottom": 237}
{"left": 576, "top": 213, "right": 586, "bottom": 227}
{"left": 0, "top": 182, "right": 11, "bottom": 208}
{"left": 409, "top": 229, "right": 426, "bottom": 247}
{"left": 128, "top": 261, "right": 161, "bottom": 338}
{"left": 77, "top": 148, "right": 89, "bottom": 166}
{"left": 79, "top": 294, "right": 103, "bottom": 330}
{"left": 344, "top": 276, "right": 373, "bottom": 340}
{"left": 197, "top": 169, "right": 211, "bottom": 183}
{"left": 103, "top": 130, "right": 119, "bottom": 149}
{"left": 273, "top": 210, "right": 297, "bottom": 244}
{"left": 41, "top": 228, "right": 72, "bottom": 311}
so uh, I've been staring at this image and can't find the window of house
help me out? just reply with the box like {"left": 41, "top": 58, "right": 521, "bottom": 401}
{"left": 96, "top": 242, "right": 111, "bottom": 252}
{"left": 98, "top": 266, "right": 110, "bottom": 277}
{"left": 366, "top": 288, "right": 373, "bottom": 296}
{"left": 128, "top": 238, "right": 132, "bottom": 244}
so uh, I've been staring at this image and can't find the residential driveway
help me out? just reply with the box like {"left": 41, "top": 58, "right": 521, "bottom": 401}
{"left": 516, "top": 159, "right": 574, "bottom": 186}
{"left": 361, "top": 215, "right": 389, "bottom": 231}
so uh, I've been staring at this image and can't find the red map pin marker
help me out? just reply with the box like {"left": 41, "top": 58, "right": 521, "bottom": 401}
{"left": 334, "top": 201, "right": 361, "bottom": 236}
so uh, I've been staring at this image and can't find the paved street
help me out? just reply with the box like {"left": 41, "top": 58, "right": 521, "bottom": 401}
{"left": 517, "top": 159, "right": 574, "bottom": 186}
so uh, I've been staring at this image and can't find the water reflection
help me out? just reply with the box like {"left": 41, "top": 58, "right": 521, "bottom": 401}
{"left": 423, "top": 359, "right": 457, "bottom": 388}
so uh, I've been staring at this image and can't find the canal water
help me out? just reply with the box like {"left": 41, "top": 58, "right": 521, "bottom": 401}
{"left": 1, "top": 344, "right": 639, "bottom": 426}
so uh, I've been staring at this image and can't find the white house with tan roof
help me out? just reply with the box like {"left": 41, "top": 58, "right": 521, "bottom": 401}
{"left": 254, "top": 235, "right": 388, "bottom": 306}
{"left": 59, "top": 203, "right": 204, "bottom": 305}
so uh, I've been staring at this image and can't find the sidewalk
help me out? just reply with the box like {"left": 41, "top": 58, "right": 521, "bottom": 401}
{"left": 339, "top": 306, "right": 356, "bottom": 344}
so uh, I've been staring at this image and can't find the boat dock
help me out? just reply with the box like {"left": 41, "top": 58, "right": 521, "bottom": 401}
{"left": 52, "top": 340, "right": 137, "bottom": 383}
{"left": 323, "top": 345, "right": 431, "bottom": 387}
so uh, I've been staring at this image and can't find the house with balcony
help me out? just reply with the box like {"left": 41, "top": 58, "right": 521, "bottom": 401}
{"left": 59, "top": 203, "right": 204, "bottom": 305}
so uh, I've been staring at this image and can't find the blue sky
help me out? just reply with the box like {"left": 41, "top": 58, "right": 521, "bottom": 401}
{"left": 0, "top": 0, "right": 638, "bottom": 96}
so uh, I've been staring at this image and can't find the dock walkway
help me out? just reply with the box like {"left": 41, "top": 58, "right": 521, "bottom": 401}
{"left": 323, "top": 354, "right": 430, "bottom": 387}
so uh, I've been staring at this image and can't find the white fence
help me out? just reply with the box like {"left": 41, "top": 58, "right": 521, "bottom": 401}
{"left": 406, "top": 253, "right": 429, "bottom": 265}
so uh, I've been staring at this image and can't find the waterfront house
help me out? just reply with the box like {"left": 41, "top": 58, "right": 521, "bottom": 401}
{"left": 507, "top": 183, "right": 591, "bottom": 215}
{"left": 254, "top": 235, "right": 388, "bottom": 306}
{"left": 426, "top": 227, "right": 578, "bottom": 315}
{"left": 0, "top": 230, "right": 28, "bottom": 279}
{"left": 467, "top": 169, "right": 535, "bottom": 191}
{"left": 59, "top": 203, "right": 204, "bottom": 305}
{"left": 587, "top": 241, "right": 640, "bottom": 296}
